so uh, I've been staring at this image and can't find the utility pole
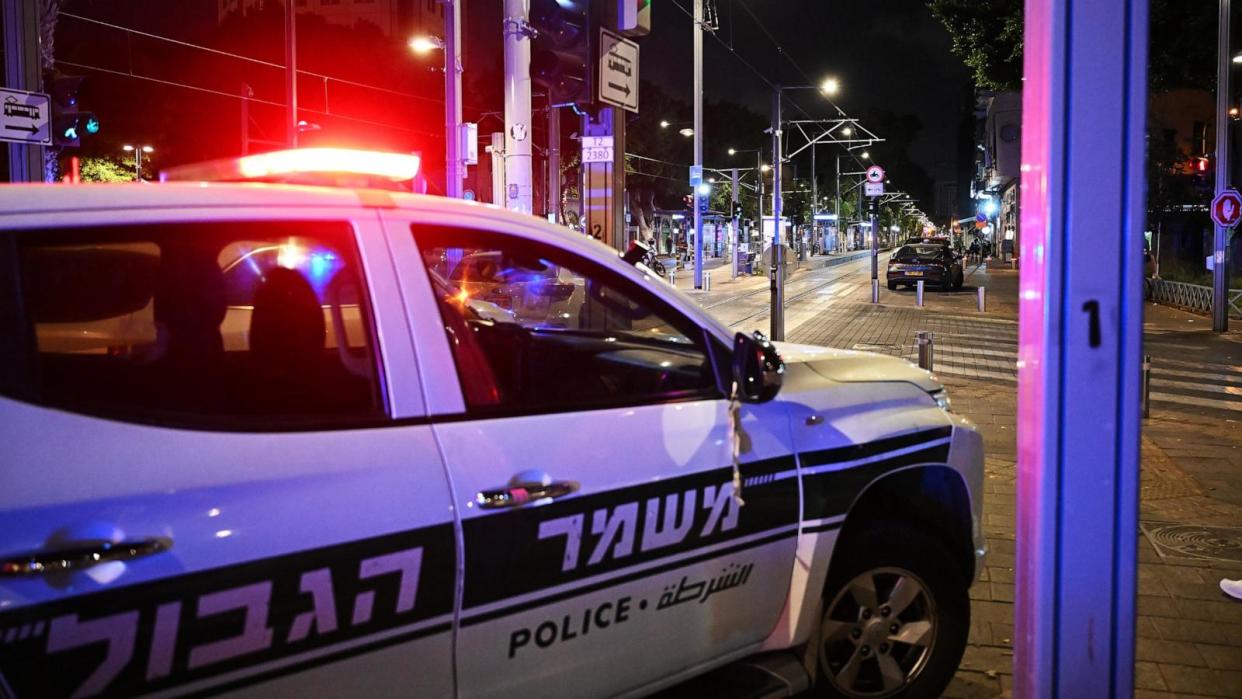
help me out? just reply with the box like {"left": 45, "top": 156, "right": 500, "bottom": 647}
{"left": 811, "top": 143, "right": 818, "bottom": 253}
{"left": 692, "top": 0, "right": 705, "bottom": 289}
{"left": 548, "top": 105, "right": 561, "bottom": 223}
{"left": 835, "top": 154, "right": 842, "bottom": 251}
{"left": 1214, "top": 0, "right": 1231, "bottom": 332}
{"left": 771, "top": 88, "right": 785, "bottom": 340}
{"left": 4, "top": 0, "right": 45, "bottom": 182}
{"left": 731, "top": 167, "right": 740, "bottom": 278}
{"left": 285, "top": 0, "right": 297, "bottom": 147}
{"left": 870, "top": 197, "right": 880, "bottom": 302}
{"left": 443, "top": 0, "right": 464, "bottom": 198}
{"left": 241, "top": 83, "right": 251, "bottom": 155}
{"left": 503, "top": 0, "right": 533, "bottom": 214}
{"left": 757, "top": 150, "right": 764, "bottom": 236}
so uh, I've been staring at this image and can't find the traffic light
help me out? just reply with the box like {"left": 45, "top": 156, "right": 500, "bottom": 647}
{"left": 47, "top": 72, "right": 98, "bottom": 148}
{"left": 733, "top": 202, "right": 743, "bottom": 219}
{"left": 529, "top": 0, "right": 593, "bottom": 107}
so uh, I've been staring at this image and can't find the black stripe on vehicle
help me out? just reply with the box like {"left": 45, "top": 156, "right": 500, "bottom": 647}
{"left": 0, "top": 525, "right": 455, "bottom": 699}
{"left": 460, "top": 455, "right": 799, "bottom": 609}
{"left": 460, "top": 528, "right": 797, "bottom": 627}
{"left": 801, "top": 443, "right": 953, "bottom": 521}
{"left": 798, "top": 426, "right": 953, "bottom": 468}
{"left": 176, "top": 621, "right": 452, "bottom": 699}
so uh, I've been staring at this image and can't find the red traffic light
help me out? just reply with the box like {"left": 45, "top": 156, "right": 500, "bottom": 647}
{"left": 1196, "top": 156, "right": 1210, "bottom": 172}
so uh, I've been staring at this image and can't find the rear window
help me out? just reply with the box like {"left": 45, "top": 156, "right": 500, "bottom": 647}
{"left": 0, "top": 221, "right": 384, "bottom": 429}
{"left": 894, "top": 245, "right": 945, "bottom": 262}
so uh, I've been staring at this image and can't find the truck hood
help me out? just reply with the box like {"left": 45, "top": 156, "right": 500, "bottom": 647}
{"left": 772, "top": 341, "right": 942, "bottom": 392}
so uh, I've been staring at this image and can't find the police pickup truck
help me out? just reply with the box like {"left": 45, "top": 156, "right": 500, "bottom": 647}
{"left": 0, "top": 149, "right": 984, "bottom": 699}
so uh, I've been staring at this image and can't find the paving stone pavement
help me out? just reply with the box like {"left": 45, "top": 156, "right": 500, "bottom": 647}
{"left": 694, "top": 258, "right": 1242, "bottom": 698}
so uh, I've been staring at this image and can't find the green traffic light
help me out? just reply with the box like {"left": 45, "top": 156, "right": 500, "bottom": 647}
{"left": 85, "top": 116, "right": 100, "bottom": 134}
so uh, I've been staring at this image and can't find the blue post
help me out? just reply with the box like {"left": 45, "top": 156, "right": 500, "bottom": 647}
{"left": 1015, "top": 0, "right": 1147, "bottom": 697}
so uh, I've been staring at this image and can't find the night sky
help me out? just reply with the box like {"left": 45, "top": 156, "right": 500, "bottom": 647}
{"left": 463, "top": 0, "right": 975, "bottom": 213}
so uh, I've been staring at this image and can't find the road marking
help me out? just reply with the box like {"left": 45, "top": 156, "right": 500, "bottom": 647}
{"left": 1150, "top": 378, "right": 1242, "bottom": 397}
{"left": 1150, "top": 391, "right": 1242, "bottom": 413}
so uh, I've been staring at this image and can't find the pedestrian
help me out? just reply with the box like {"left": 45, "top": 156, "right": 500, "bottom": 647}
{"left": 1222, "top": 578, "right": 1242, "bottom": 600}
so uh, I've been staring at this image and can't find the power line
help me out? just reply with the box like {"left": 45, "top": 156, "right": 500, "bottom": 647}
{"left": 60, "top": 12, "right": 447, "bottom": 109}
{"left": 56, "top": 59, "right": 439, "bottom": 138}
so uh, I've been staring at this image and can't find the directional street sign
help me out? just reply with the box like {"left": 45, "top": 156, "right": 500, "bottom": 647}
{"left": 598, "top": 29, "right": 639, "bottom": 113}
{"left": 1211, "top": 189, "right": 1242, "bottom": 228}
{"left": 581, "top": 136, "right": 615, "bottom": 163}
{"left": 0, "top": 87, "right": 51, "bottom": 146}
{"left": 865, "top": 181, "right": 885, "bottom": 197}
{"left": 865, "top": 165, "right": 886, "bottom": 183}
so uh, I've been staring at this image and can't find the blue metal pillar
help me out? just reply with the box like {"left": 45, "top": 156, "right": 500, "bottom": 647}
{"left": 1015, "top": 0, "right": 1147, "bottom": 696}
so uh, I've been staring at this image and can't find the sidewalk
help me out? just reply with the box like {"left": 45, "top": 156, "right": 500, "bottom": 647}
{"left": 720, "top": 265, "right": 1242, "bottom": 698}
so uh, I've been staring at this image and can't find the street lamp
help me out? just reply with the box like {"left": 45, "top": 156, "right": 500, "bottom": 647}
{"left": 764, "top": 78, "right": 843, "bottom": 339}
{"left": 408, "top": 35, "right": 444, "bottom": 53}
{"left": 728, "top": 147, "right": 768, "bottom": 239}
{"left": 122, "top": 144, "right": 154, "bottom": 181}
{"left": 860, "top": 151, "right": 870, "bottom": 159}
{"left": 679, "top": 128, "right": 695, "bottom": 138}
{"left": 659, "top": 119, "right": 671, "bottom": 128}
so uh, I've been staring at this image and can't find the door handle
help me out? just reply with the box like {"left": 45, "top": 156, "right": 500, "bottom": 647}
{"left": 476, "top": 480, "right": 579, "bottom": 509}
{"left": 0, "top": 536, "right": 173, "bottom": 577}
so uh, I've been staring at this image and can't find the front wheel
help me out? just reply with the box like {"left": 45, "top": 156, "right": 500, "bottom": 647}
{"left": 813, "top": 525, "right": 970, "bottom": 699}
{"left": 650, "top": 258, "right": 666, "bottom": 276}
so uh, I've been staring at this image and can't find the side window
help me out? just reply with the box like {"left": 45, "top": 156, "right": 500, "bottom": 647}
{"left": 416, "top": 228, "right": 721, "bottom": 413}
{"left": 0, "top": 221, "right": 383, "bottom": 428}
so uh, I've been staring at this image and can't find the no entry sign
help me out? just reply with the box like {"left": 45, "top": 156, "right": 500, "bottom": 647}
{"left": 1211, "top": 189, "right": 1242, "bottom": 228}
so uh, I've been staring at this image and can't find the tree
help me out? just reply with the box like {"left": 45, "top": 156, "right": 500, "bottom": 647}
{"left": 927, "top": 0, "right": 1023, "bottom": 92}
{"left": 929, "top": 0, "right": 1216, "bottom": 92}
{"left": 79, "top": 156, "right": 136, "bottom": 182}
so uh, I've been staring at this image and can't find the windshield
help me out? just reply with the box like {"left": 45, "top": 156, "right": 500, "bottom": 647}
{"left": 894, "top": 245, "right": 945, "bottom": 262}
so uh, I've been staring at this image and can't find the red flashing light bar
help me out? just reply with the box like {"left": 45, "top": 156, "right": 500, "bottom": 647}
{"left": 161, "top": 148, "right": 421, "bottom": 184}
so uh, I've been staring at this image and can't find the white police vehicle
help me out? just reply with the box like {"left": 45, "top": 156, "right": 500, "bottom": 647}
{"left": 0, "top": 149, "right": 984, "bottom": 699}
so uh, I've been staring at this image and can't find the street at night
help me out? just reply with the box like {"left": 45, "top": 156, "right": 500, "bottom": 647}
{"left": 3, "top": 1, "right": 1242, "bottom": 698}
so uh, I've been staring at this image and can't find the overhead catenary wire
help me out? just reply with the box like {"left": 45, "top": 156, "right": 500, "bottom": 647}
{"left": 55, "top": 59, "right": 442, "bottom": 139}
{"left": 663, "top": 0, "right": 920, "bottom": 216}
{"left": 58, "top": 12, "right": 461, "bottom": 110}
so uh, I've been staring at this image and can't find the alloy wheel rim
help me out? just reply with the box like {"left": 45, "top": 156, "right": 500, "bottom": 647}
{"left": 819, "top": 566, "right": 938, "bottom": 698}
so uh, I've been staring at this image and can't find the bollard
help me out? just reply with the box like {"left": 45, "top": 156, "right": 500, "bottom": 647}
{"left": 1142, "top": 354, "right": 1152, "bottom": 419}
{"left": 977, "top": 286, "right": 986, "bottom": 312}
{"left": 916, "top": 280, "right": 925, "bottom": 307}
{"left": 667, "top": 269, "right": 676, "bottom": 286}
{"left": 703, "top": 271, "right": 712, "bottom": 292}
{"left": 871, "top": 278, "right": 879, "bottom": 303}
{"left": 917, "top": 331, "right": 934, "bottom": 371}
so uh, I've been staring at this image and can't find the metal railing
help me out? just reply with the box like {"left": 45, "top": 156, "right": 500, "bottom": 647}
{"left": 1149, "top": 278, "right": 1242, "bottom": 319}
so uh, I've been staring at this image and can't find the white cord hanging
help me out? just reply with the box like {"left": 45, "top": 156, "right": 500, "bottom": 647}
{"left": 728, "top": 381, "right": 746, "bottom": 507}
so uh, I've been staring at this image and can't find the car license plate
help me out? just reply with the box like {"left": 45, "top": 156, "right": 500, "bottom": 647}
{"left": 907, "top": 271, "right": 923, "bottom": 276}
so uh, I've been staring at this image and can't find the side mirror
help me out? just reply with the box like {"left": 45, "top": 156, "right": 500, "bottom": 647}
{"left": 732, "top": 331, "right": 784, "bottom": 403}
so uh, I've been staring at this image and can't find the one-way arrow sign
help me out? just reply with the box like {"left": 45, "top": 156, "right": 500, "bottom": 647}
{"left": 598, "top": 28, "right": 639, "bottom": 113}
{"left": 0, "top": 87, "right": 51, "bottom": 146}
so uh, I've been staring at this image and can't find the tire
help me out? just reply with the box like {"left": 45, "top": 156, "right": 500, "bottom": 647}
{"left": 887, "top": 281, "right": 897, "bottom": 291}
{"left": 954, "top": 272, "right": 964, "bottom": 290}
{"left": 651, "top": 259, "right": 666, "bottom": 276}
{"left": 812, "top": 524, "right": 970, "bottom": 699}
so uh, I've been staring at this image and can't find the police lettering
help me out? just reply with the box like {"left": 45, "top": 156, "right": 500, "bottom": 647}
{"left": 537, "top": 481, "right": 740, "bottom": 572}
{"left": 26, "top": 545, "right": 425, "bottom": 699}
{"left": 507, "top": 596, "right": 633, "bottom": 658}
